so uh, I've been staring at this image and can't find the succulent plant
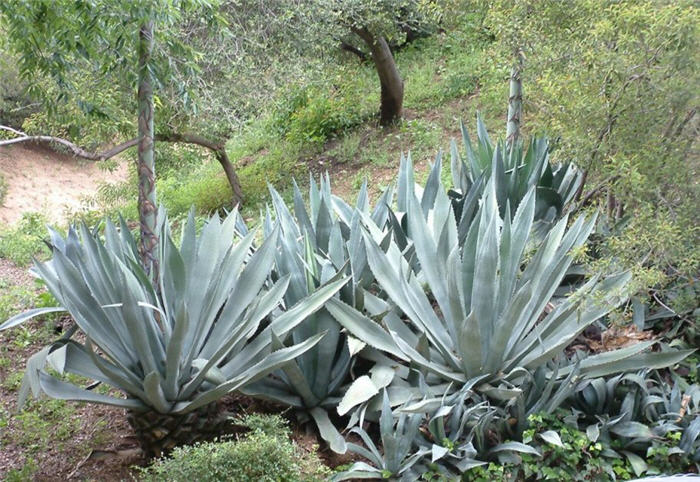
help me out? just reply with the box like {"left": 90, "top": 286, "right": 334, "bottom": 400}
{"left": 0, "top": 209, "right": 347, "bottom": 457}
{"left": 449, "top": 114, "right": 583, "bottom": 237}
{"left": 334, "top": 391, "right": 428, "bottom": 481}
{"left": 572, "top": 370, "right": 700, "bottom": 464}
{"left": 240, "top": 180, "right": 370, "bottom": 453}
{"left": 406, "top": 384, "right": 492, "bottom": 476}
{"left": 328, "top": 179, "right": 690, "bottom": 403}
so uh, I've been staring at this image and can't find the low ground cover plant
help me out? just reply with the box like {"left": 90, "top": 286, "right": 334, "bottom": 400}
{"left": 137, "top": 414, "right": 330, "bottom": 482}
{"left": 0, "top": 212, "right": 50, "bottom": 266}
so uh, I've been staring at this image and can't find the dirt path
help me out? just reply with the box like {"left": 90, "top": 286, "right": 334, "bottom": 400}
{"left": 0, "top": 144, "right": 128, "bottom": 225}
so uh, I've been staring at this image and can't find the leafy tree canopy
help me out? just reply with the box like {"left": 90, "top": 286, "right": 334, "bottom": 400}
{"left": 481, "top": 0, "right": 699, "bottom": 309}
{"left": 0, "top": 0, "right": 224, "bottom": 138}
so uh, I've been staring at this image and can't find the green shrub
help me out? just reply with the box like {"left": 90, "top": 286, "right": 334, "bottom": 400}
{"left": 236, "top": 140, "right": 304, "bottom": 213}
{"left": 0, "top": 212, "right": 50, "bottom": 266}
{"left": 482, "top": 0, "right": 700, "bottom": 320}
{"left": 138, "top": 414, "right": 329, "bottom": 482}
{"left": 276, "top": 84, "right": 370, "bottom": 145}
{"left": 232, "top": 413, "right": 291, "bottom": 439}
{"left": 157, "top": 162, "right": 233, "bottom": 217}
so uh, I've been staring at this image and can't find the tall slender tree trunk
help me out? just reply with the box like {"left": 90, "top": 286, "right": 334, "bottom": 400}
{"left": 353, "top": 28, "right": 404, "bottom": 126}
{"left": 137, "top": 21, "right": 158, "bottom": 276}
{"left": 506, "top": 55, "right": 523, "bottom": 147}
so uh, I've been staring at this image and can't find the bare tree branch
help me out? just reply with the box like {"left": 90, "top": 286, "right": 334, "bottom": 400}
{"left": 0, "top": 127, "right": 140, "bottom": 160}
{"left": 0, "top": 125, "right": 243, "bottom": 205}
{"left": 0, "top": 125, "right": 27, "bottom": 137}
{"left": 571, "top": 174, "right": 621, "bottom": 213}
{"left": 339, "top": 41, "right": 367, "bottom": 61}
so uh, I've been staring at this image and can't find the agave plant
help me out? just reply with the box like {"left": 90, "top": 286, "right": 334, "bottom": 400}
{"left": 334, "top": 391, "right": 428, "bottom": 481}
{"left": 241, "top": 177, "right": 395, "bottom": 452}
{"left": 404, "top": 383, "right": 492, "bottom": 476}
{"left": 449, "top": 114, "right": 582, "bottom": 238}
{"left": 571, "top": 370, "right": 700, "bottom": 461}
{"left": 236, "top": 181, "right": 362, "bottom": 453}
{"left": 0, "top": 209, "right": 347, "bottom": 457}
{"left": 328, "top": 180, "right": 691, "bottom": 402}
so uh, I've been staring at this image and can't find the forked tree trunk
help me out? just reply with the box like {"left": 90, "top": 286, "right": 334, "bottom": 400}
{"left": 137, "top": 22, "right": 158, "bottom": 276}
{"left": 353, "top": 28, "right": 404, "bottom": 126}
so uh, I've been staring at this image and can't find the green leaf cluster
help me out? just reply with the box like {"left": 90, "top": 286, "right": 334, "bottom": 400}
{"left": 137, "top": 413, "right": 330, "bottom": 482}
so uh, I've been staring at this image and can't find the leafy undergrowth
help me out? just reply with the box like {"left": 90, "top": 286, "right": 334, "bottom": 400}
{"left": 0, "top": 212, "right": 51, "bottom": 267}
{"left": 473, "top": 413, "right": 697, "bottom": 481}
{"left": 68, "top": 16, "right": 496, "bottom": 225}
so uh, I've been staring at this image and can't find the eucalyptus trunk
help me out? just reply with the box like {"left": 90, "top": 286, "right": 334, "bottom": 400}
{"left": 506, "top": 58, "right": 523, "bottom": 147}
{"left": 137, "top": 21, "right": 158, "bottom": 276}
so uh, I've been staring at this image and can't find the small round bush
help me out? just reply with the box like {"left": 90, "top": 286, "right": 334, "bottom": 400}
{"left": 137, "top": 415, "right": 329, "bottom": 482}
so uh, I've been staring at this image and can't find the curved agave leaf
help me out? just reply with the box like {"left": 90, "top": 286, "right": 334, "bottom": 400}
{"left": 38, "top": 371, "right": 147, "bottom": 410}
{"left": 332, "top": 461, "right": 383, "bottom": 481}
{"left": 310, "top": 406, "right": 347, "bottom": 454}
{"left": 0, "top": 307, "right": 67, "bottom": 331}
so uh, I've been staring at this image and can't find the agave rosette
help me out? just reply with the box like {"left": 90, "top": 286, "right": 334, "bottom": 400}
{"left": 328, "top": 178, "right": 690, "bottom": 403}
{"left": 0, "top": 209, "right": 347, "bottom": 454}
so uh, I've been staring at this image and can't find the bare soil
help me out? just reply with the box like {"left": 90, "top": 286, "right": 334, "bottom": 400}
{"left": 0, "top": 315, "right": 144, "bottom": 481}
{"left": 0, "top": 257, "right": 34, "bottom": 286}
{"left": 0, "top": 144, "right": 128, "bottom": 225}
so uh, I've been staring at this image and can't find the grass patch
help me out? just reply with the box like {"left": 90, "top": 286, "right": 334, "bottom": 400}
{"left": 0, "top": 280, "right": 39, "bottom": 322}
{"left": 0, "top": 213, "right": 51, "bottom": 267}
{"left": 0, "top": 399, "right": 81, "bottom": 453}
{"left": 4, "top": 458, "right": 38, "bottom": 482}
{"left": 0, "top": 278, "right": 60, "bottom": 343}
{"left": 326, "top": 130, "right": 363, "bottom": 165}
{"left": 0, "top": 172, "right": 7, "bottom": 207}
